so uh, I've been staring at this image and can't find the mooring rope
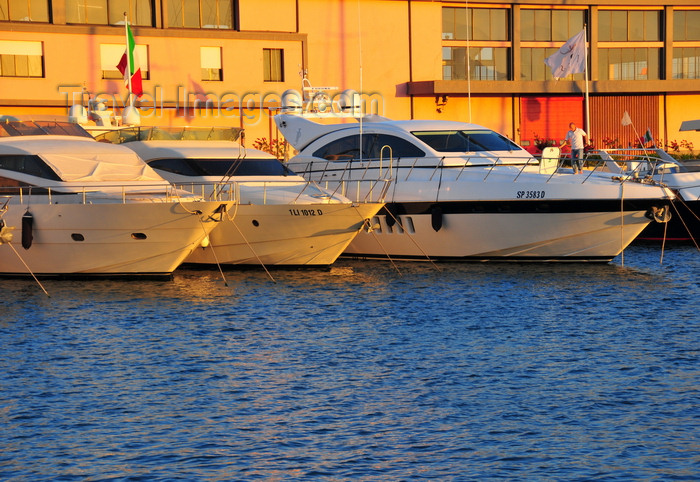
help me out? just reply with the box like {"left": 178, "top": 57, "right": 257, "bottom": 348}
{"left": 381, "top": 206, "right": 441, "bottom": 272}
{"left": 5, "top": 242, "right": 50, "bottom": 297}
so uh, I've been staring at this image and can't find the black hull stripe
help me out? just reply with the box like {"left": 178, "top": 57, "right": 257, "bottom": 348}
{"left": 341, "top": 254, "right": 614, "bottom": 263}
{"left": 378, "top": 199, "right": 668, "bottom": 216}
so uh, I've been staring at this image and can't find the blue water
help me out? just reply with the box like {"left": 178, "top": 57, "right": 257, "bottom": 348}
{"left": 1, "top": 244, "right": 698, "bottom": 481}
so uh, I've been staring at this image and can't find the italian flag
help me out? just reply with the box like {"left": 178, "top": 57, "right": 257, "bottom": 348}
{"left": 116, "top": 22, "right": 143, "bottom": 98}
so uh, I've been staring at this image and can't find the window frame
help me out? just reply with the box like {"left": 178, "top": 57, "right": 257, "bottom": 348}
{"left": 66, "top": 0, "right": 153, "bottom": 26}
{"left": 0, "top": 41, "right": 44, "bottom": 78}
{"left": 263, "top": 48, "right": 284, "bottom": 83}
{"left": 166, "top": 0, "right": 234, "bottom": 29}
{"left": 0, "top": 0, "right": 50, "bottom": 22}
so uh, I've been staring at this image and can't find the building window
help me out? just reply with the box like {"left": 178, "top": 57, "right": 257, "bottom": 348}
{"left": 66, "top": 0, "right": 153, "bottom": 26}
{"left": 442, "top": 7, "right": 510, "bottom": 81}
{"left": 201, "top": 46, "right": 222, "bottom": 81}
{"left": 0, "top": 41, "right": 43, "bottom": 78}
{"left": 521, "top": 9, "right": 585, "bottom": 42}
{"left": 598, "top": 48, "right": 660, "bottom": 80}
{"left": 0, "top": 0, "right": 50, "bottom": 22}
{"left": 100, "top": 44, "right": 149, "bottom": 80}
{"left": 674, "top": 10, "right": 700, "bottom": 41}
{"left": 598, "top": 10, "right": 661, "bottom": 42}
{"left": 673, "top": 47, "right": 700, "bottom": 79}
{"left": 442, "top": 7, "right": 509, "bottom": 41}
{"left": 520, "top": 9, "right": 586, "bottom": 81}
{"left": 263, "top": 48, "right": 284, "bottom": 82}
{"left": 443, "top": 46, "right": 508, "bottom": 81}
{"left": 167, "top": 0, "right": 233, "bottom": 29}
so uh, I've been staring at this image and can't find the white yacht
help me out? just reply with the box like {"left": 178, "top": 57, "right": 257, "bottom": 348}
{"left": 0, "top": 119, "right": 233, "bottom": 278}
{"left": 275, "top": 114, "right": 675, "bottom": 262}
{"left": 94, "top": 126, "right": 384, "bottom": 267}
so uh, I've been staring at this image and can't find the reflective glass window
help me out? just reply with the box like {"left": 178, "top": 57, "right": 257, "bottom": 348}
{"left": 442, "top": 7, "right": 508, "bottom": 41}
{"left": 167, "top": 0, "right": 232, "bottom": 29}
{"left": 0, "top": 0, "right": 50, "bottom": 22}
{"left": 672, "top": 47, "right": 700, "bottom": 79}
{"left": 598, "top": 48, "right": 660, "bottom": 80}
{"left": 674, "top": 11, "right": 700, "bottom": 41}
{"left": 412, "top": 130, "right": 520, "bottom": 153}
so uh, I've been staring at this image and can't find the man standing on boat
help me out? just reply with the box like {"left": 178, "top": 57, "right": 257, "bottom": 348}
{"left": 559, "top": 122, "right": 589, "bottom": 174}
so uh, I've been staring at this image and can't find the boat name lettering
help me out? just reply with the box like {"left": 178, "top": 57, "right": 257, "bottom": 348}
{"left": 289, "top": 209, "right": 323, "bottom": 216}
{"left": 516, "top": 190, "right": 546, "bottom": 199}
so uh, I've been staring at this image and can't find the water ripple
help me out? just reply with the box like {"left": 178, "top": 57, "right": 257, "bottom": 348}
{"left": 0, "top": 244, "right": 698, "bottom": 480}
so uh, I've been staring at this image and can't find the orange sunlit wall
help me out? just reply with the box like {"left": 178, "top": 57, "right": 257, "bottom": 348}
{"left": 520, "top": 97, "right": 585, "bottom": 152}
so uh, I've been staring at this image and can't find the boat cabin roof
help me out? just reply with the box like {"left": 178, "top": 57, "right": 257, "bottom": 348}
{"left": 0, "top": 130, "right": 165, "bottom": 183}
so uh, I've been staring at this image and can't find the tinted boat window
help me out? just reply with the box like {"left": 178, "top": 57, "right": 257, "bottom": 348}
{"left": 149, "top": 158, "right": 294, "bottom": 177}
{"left": 148, "top": 158, "right": 201, "bottom": 176}
{"left": 413, "top": 130, "right": 520, "bottom": 152}
{"left": 192, "top": 159, "right": 293, "bottom": 176}
{"left": 368, "top": 134, "right": 425, "bottom": 158}
{"left": 0, "top": 155, "right": 62, "bottom": 181}
{"left": 313, "top": 134, "right": 425, "bottom": 160}
{"left": 313, "top": 135, "right": 362, "bottom": 161}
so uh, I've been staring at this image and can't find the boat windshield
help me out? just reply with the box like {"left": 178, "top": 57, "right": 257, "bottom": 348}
{"left": 0, "top": 120, "right": 92, "bottom": 138}
{"left": 148, "top": 158, "right": 295, "bottom": 177}
{"left": 93, "top": 126, "right": 243, "bottom": 144}
{"left": 412, "top": 130, "right": 520, "bottom": 153}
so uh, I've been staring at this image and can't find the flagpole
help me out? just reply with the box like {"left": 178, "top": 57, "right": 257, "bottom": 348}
{"left": 622, "top": 111, "right": 652, "bottom": 170}
{"left": 584, "top": 25, "right": 590, "bottom": 141}
{"left": 124, "top": 12, "right": 133, "bottom": 108}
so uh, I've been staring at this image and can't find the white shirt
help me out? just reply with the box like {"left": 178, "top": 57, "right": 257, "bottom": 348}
{"left": 565, "top": 128, "right": 587, "bottom": 150}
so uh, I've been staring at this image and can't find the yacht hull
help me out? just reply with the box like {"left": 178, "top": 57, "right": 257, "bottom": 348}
{"left": 0, "top": 201, "right": 231, "bottom": 277}
{"left": 345, "top": 201, "right": 659, "bottom": 262}
{"left": 185, "top": 202, "right": 383, "bottom": 266}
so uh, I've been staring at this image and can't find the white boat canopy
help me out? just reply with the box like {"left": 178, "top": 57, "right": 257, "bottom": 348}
{"left": 0, "top": 131, "right": 166, "bottom": 183}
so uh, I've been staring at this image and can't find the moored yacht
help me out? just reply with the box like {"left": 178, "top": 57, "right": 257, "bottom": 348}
{"left": 595, "top": 147, "right": 700, "bottom": 243}
{"left": 0, "top": 119, "right": 233, "bottom": 278}
{"left": 275, "top": 114, "right": 674, "bottom": 262}
{"left": 93, "top": 126, "right": 384, "bottom": 267}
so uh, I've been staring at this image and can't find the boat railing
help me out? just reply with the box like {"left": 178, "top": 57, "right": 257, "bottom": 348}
{"left": 296, "top": 154, "right": 648, "bottom": 185}
{"left": 587, "top": 148, "right": 683, "bottom": 181}
{"left": 0, "top": 183, "right": 238, "bottom": 205}
{"left": 167, "top": 178, "right": 388, "bottom": 204}
{"left": 319, "top": 178, "right": 392, "bottom": 204}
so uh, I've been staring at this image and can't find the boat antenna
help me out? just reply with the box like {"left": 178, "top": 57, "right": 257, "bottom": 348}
{"left": 358, "top": 0, "right": 364, "bottom": 163}
{"left": 584, "top": 24, "right": 590, "bottom": 141}
{"left": 465, "top": 0, "right": 472, "bottom": 122}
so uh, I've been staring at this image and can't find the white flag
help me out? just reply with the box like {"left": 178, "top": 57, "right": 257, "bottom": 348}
{"left": 621, "top": 111, "right": 633, "bottom": 126}
{"left": 544, "top": 29, "right": 587, "bottom": 79}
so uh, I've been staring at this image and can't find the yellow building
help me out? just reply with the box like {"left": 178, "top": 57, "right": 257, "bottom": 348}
{"left": 2, "top": 0, "right": 700, "bottom": 152}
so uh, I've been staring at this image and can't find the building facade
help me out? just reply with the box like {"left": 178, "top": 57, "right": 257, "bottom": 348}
{"left": 2, "top": 0, "right": 700, "bottom": 152}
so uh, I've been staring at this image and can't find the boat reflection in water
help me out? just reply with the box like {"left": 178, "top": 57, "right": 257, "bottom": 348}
{"left": 276, "top": 114, "right": 675, "bottom": 262}
{"left": 0, "top": 119, "right": 233, "bottom": 278}
{"left": 93, "top": 126, "right": 384, "bottom": 268}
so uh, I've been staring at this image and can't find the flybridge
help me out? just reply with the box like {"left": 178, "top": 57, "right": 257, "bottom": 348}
{"left": 279, "top": 76, "right": 376, "bottom": 118}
